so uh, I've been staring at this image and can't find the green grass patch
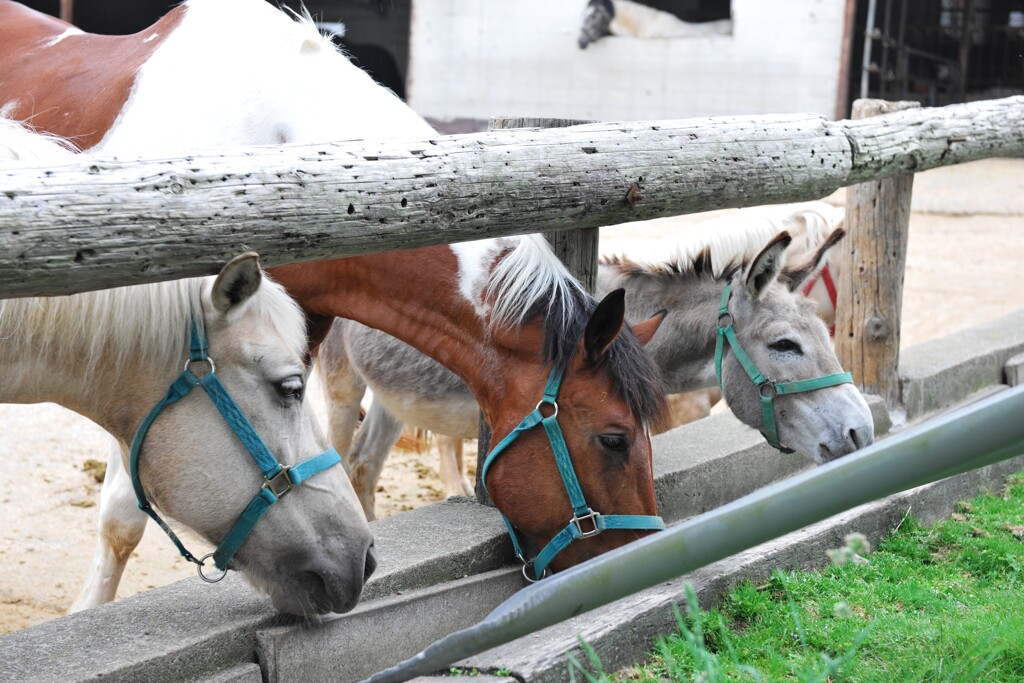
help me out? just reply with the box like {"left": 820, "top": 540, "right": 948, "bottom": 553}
{"left": 569, "top": 472, "right": 1024, "bottom": 682}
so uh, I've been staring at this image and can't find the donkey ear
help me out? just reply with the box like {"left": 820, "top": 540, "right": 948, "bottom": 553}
{"left": 780, "top": 227, "right": 846, "bottom": 292}
{"left": 631, "top": 309, "right": 667, "bottom": 346}
{"left": 212, "top": 252, "right": 263, "bottom": 314}
{"left": 584, "top": 288, "right": 626, "bottom": 365}
{"left": 745, "top": 231, "right": 792, "bottom": 299}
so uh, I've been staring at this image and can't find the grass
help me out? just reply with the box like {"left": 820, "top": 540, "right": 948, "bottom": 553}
{"left": 565, "top": 472, "right": 1024, "bottom": 682}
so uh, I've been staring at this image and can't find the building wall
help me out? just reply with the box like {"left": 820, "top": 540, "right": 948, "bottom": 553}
{"left": 407, "top": 0, "right": 847, "bottom": 123}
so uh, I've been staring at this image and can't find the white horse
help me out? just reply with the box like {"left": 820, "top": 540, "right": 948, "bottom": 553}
{"left": 0, "top": 118, "right": 373, "bottom": 615}
{"left": 322, "top": 203, "right": 871, "bottom": 517}
{"left": 0, "top": 0, "right": 435, "bottom": 613}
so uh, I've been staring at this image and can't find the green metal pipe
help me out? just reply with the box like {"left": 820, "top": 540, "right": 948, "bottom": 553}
{"left": 362, "top": 385, "right": 1024, "bottom": 683}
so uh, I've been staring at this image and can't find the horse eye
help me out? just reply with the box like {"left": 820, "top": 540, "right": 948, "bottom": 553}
{"left": 598, "top": 434, "right": 628, "bottom": 452}
{"left": 769, "top": 339, "right": 802, "bottom": 354}
{"left": 277, "top": 376, "right": 305, "bottom": 400}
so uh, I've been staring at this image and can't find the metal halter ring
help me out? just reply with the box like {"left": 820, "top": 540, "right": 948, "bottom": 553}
{"left": 184, "top": 356, "right": 216, "bottom": 377}
{"left": 759, "top": 382, "right": 778, "bottom": 399}
{"left": 197, "top": 553, "right": 228, "bottom": 583}
{"left": 521, "top": 561, "right": 551, "bottom": 584}
{"left": 535, "top": 399, "right": 559, "bottom": 419}
{"left": 718, "top": 312, "right": 734, "bottom": 328}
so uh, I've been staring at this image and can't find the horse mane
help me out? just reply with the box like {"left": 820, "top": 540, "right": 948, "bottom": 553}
{"left": 0, "top": 274, "right": 306, "bottom": 380}
{"left": 0, "top": 116, "right": 306, "bottom": 378}
{"left": 600, "top": 203, "right": 842, "bottom": 280}
{"left": 484, "top": 235, "right": 666, "bottom": 426}
{"left": 0, "top": 116, "right": 79, "bottom": 161}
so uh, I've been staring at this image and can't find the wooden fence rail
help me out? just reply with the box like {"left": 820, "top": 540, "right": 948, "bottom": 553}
{"left": 0, "top": 96, "right": 1021, "bottom": 298}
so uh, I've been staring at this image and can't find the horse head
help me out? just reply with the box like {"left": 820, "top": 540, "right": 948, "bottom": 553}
{"left": 132, "top": 254, "right": 375, "bottom": 614}
{"left": 474, "top": 239, "right": 667, "bottom": 577}
{"left": 717, "top": 230, "right": 874, "bottom": 462}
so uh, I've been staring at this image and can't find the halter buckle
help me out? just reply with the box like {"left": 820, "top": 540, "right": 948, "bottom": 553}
{"left": 717, "top": 312, "right": 734, "bottom": 329}
{"left": 571, "top": 509, "right": 603, "bottom": 539}
{"left": 263, "top": 467, "right": 294, "bottom": 498}
{"left": 759, "top": 382, "right": 778, "bottom": 399}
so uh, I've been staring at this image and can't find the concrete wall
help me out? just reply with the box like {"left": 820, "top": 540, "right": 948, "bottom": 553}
{"left": 2, "top": 308, "right": 1023, "bottom": 682}
{"left": 407, "top": 0, "right": 846, "bottom": 123}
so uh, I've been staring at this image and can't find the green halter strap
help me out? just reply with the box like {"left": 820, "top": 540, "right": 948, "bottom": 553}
{"left": 481, "top": 364, "right": 665, "bottom": 582}
{"left": 714, "top": 284, "right": 854, "bottom": 453}
{"left": 128, "top": 316, "right": 341, "bottom": 582}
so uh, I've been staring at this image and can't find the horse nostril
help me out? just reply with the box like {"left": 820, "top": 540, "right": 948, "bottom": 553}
{"left": 364, "top": 542, "right": 378, "bottom": 580}
{"left": 850, "top": 425, "right": 873, "bottom": 450}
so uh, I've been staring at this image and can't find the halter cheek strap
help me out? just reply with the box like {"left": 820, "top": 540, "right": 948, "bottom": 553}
{"left": 481, "top": 364, "right": 665, "bottom": 581}
{"left": 129, "top": 317, "right": 340, "bottom": 581}
{"left": 714, "top": 283, "right": 853, "bottom": 453}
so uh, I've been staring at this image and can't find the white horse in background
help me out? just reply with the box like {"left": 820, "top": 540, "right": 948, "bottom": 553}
{"left": 579, "top": 0, "right": 732, "bottom": 48}
{"left": 0, "top": 118, "right": 373, "bottom": 615}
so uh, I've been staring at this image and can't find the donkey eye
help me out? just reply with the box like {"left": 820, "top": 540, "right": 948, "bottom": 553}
{"left": 598, "top": 434, "right": 629, "bottom": 452}
{"left": 277, "top": 375, "right": 305, "bottom": 400}
{"left": 769, "top": 339, "right": 802, "bottom": 354}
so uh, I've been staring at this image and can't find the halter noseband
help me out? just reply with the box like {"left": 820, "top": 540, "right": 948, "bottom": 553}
{"left": 714, "top": 283, "right": 853, "bottom": 453}
{"left": 481, "top": 364, "right": 665, "bottom": 582}
{"left": 128, "top": 316, "right": 340, "bottom": 582}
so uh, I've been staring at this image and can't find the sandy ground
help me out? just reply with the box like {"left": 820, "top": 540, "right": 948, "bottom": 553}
{"left": 2, "top": 159, "right": 1023, "bottom": 635}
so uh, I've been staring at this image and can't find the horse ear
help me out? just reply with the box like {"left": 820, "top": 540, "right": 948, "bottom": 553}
{"left": 745, "top": 231, "right": 792, "bottom": 299}
{"left": 780, "top": 227, "right": 846, "bottom": 292}
{"left": 212, "top": 252, "right": 263, "bottom": 314}
{"left": 584, "top": 288, "right": 626, "bottom": 365}
{"left": 631, "top": 309, "right": 667, "bottom": 346}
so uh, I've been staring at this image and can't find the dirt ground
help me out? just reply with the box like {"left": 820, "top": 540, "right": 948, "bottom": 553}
{"left": 2, "top": 159, "right": 1022, "bottom": 635}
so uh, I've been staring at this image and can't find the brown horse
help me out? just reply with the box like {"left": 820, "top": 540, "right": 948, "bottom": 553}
{"left": 0, "top": 0, "right": 668, "bottom": 591}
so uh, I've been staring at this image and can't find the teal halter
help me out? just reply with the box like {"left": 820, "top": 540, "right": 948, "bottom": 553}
{"left": 481, "top": 363, "right": 666, "bottom": 581}
{"left": 129, "top": 316, "right": 341, "bottom": 582}
{"left": 715, "top": 284, "right": 854, "bottom": 453}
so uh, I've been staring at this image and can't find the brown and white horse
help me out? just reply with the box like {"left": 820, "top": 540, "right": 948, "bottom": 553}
{"left": 0, "top": 0, "right": 668, "bottom": 596}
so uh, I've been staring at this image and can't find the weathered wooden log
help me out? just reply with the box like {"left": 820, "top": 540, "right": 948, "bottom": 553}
{"left": 1, "top": 96, "right": 1021, "bottom": 298}
{"left": 835, "top": 99, "right": 919, "bottom": 408}
{"left": 487, "top": 116, "right": 600, "bottom": 293}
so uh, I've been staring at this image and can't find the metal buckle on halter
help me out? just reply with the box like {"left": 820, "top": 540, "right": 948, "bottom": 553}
{"left": 263, "top": 467, "right": 294, "bottom": 498}
{"left": 570, "top": 509, "right": 603, "bottom": 539}
{"left": 759, "top": 382, "right": 778, "bottom": 399}
{"left": 717, "top": 312, "right": 733, "bottom": 329}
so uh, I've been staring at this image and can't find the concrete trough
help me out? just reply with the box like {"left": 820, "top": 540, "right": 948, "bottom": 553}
{"left": 0, "top": 308, "right": 1020, "bottom": 683}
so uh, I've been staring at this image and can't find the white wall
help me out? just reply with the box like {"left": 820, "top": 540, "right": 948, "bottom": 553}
{"left": 407, "top": 0, "right": 847, "bottom": 123}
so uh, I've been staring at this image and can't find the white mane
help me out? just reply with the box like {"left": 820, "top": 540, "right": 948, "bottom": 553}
{"left": 601, "top": 202, "right": 843, "bottom": 276}
{"left": 0, "top": 117, "right": 306, "bottom": 376}
{"left": 0, "top": 117, "right": 79, "bottom": 161}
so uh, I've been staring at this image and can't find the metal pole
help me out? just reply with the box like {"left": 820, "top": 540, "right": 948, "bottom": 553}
{"left": 363, "top": 385, "right": 1024, "bottom": 683}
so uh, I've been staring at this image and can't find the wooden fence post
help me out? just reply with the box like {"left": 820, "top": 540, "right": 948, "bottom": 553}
{"left": 474, "top": 116, "right": 599, "bottom": 504}
{"left": 834, "top": 99, "right": 919, "bottom": 408}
